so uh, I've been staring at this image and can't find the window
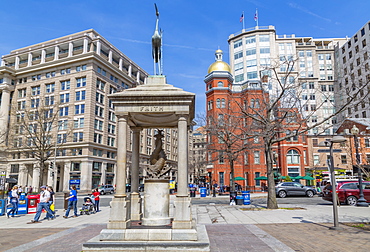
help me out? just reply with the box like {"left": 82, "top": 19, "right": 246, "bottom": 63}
{"left": 216, "top": 99, "right": 220, "bottom": 108}
{"left": 74, "top": 118, "right": 84, "bottom": 128}
{"left": 246, "top": 48, "right": 256, "bottom": 56}
{"left": 94, "top": 119, "right": 103, "bottom": 130}
{"left": 59, "top": 106, "right": 69, "bottom": 116}
{"left": 235, "top": 62, "right": 243, "bottom": 71}
{"left": 57, "top": 133, "right": 67, "bottom": 143}
{"left": 75, "top": 104, "right": 85, "bottom": 114}
{"left": 318, "top": 54, "right": 324, "bottom": 60}
{"left": 365, "top": 138, "right": 370, "bottom": 148}
{"left": 93, "top": 162, "right": 102, "bottom": 171}
{"left": 234, "top": 51, "right": 243, "bottom": 60}
{"left": 58, "top": 120, "right": 68, "bottom": 130}
{"left": 287, "top": 149, "right": 300, "bottom": 164}
{"left": 247, "top": 71, "right": 257, "bottom": 79}
{"left": 18, "top": 89, "right": 27, "bottom": 98}
{"left": 254, "top": 151, "right": 260, "bottom": 164}
{"left": 341, "top": 155, "right": 347, "bottom": 164}
{"left": 245, "top": 36, "right": 256, "bottom": 44}
{"left": 96, "top": 93, "right": 104, "bottom": 103}
{"left": 73, "top": 132, "right": 84, "bottom": 142}
{"left": 326, "top": 54, "right": 331, "bottom": 60}
{"left": 95, "top": 106, "right": 104, "bottom": 117}
{"left": 60, "top": 68, "right": 71, "bottom": 75}
{"left": 45, "top": 71, "right": 55, "bottom": 78}
{"left": 306, "top": 51, "right": 312, "bottom": 57}
{"left": 218, "top": 81, "right": 223, "bottom": 87}
{"left": 93, "top": 149, "right": 103, "bottom": 157}
{"left": 109, "top": 111, "right": 116, "bottom": 122}
{"left": 259, "top": 35, "right": 269, "bottom": 42}
{"left": 76, "top": 65, "right": 86, "bottom": 72}
{"left": 309, "top": 82, "right": 315, "bottom": 89}
{"left": 246, "top": 59, "right": 257, "bottom": 67}
{"left": 108, "top": 124, "right": 116, "bottom": 134}
{"left": 361, "top": 28, "right": 365, "bottom": 36}
{"left": 260, "top": 47, "right": 270, "bottom": 54}
{"left": 313, "top": 155, "right": 319, "bottom": 165}
{"left": 221, "top": 99, "right": 226, "bottom": 108}
{"left": 45, "top": 83, "right": 55, "bottom": 93}
{"left": 94, "top": 133, "right": 102, "bottom": 144}
{"left": 31, "top": 98, "right": 39, "bottom": 108}
{"left": 75, "top": 90, "right": 86, "bottom": 101}
{"left": 96, "top": 79, "right": 105, "bottom": 90}
{"left": 31, "top": 86, "right": 40, "bottom": 95}
{"left": 235, "top": 73, "right": 244, "bottom": 82}
{"left": 321, "top": 85, "right": 327, "bottom": 92}
{"left": 312, "top": 139, "right": 318, "bottom": 147}
{"left": 45, "top": 96, "right": 54, "bottom": 106}
{"left": 61, "top": 80, "right": 70, "bottom": 90}
{"left": 76, "top": 77, "right": 86, "bottom": 87}
{"left": 234, "top": 39, "right": 242, "bottom": 48}
{"left": 107, "top": 137, "right": 115, "bottom": 146}
{"left": 218, "top": 153, "right": 224, "bottom": 164}
{"left": 60, "top": 93, "right": 70, "bottom": 103}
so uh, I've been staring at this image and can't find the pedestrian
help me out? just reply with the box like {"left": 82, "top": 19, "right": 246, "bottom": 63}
{"left": 64, "top": 185, "right": 78, "bottom": 218}
{"left": 92, "top": 188, "right": 100, "bottom": 212}
{"left": 28, "top": 186, "right": 55, "bottom": 223}
{"left": 45, "top": 186, "right": 55, "bottom": 220}
{"left": 18, "top": 186, "right": 23, "bottom": 195}
{"left": 7, "top": 186, "right": 19, "bottom": 218}
{"left": 28, "top": 185, "right": 33, "bottom": 194}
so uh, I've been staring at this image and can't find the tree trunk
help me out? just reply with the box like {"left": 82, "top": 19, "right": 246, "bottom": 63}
{"left": 38, "top": 160, "right": 45, "bottom": 191}
{"left": 265, "top": 142, "right": 278, "bottom": 209}
{"left": 230, "top": 159, "right": 235, "bottom": 192}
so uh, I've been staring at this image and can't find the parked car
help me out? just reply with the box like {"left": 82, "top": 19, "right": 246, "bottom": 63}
{"left": 275, "top": 182, "right": 317, "bottom": 198}
{"left": 98, "top": 184, "right": 115, "bottom": 195}
{"left": 322, "top": 180, "right": 370, "bottom": 206}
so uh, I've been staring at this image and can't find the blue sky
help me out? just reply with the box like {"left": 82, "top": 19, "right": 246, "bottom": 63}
{"left": 0, "top": 0, "right": 369, "bottom": 115}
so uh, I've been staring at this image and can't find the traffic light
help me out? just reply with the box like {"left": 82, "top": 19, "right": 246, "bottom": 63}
{"left": 50, "top": 162, "right": 54, "bottom": 169}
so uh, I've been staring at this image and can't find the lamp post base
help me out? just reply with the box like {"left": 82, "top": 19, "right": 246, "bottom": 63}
{"left": 329, "top": 226, "right": 343, "bottom": 230}
{"left": 356, "top": 198, "right": 369, "bottom": 207}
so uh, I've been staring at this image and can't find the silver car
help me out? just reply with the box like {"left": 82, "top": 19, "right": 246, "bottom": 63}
{"left": 98, "top": 184, "right": 115, "bottom": 195}
{"left": 275, "top": 182, "right": 316, "bottom": 198}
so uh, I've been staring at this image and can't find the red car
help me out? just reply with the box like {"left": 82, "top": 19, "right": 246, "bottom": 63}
{"left": 322, "top": 180, "right": 370, "bottom": 206}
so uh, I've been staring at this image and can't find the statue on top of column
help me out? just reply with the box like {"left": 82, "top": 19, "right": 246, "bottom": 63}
{"left": 152, "top": 3, "right": 163, "bottom": 75}
{"left": 146, "top": 130, "right": 170, "bottom": 178}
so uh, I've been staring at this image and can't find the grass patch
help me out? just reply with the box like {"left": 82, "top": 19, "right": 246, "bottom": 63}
{"left": 343, "top": 222, "right": 370, "bottom": 231}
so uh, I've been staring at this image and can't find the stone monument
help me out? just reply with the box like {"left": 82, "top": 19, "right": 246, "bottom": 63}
{"left": 82, "top": 4, "right": 210, "bottom": 252}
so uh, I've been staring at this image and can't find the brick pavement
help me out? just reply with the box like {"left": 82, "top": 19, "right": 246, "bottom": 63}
{"left": 257, "top": 223, "right": 370, "bottom": 252}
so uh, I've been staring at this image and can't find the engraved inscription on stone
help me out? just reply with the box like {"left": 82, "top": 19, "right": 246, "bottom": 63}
{"left": 140, "top": 106, "right": 164, "bottom": 112}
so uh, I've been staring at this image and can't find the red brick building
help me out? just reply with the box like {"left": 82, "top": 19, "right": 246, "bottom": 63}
{"left": 205, "top": 50, "right": 310, "bottom": 191}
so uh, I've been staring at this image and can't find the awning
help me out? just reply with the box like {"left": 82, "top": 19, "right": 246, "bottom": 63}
{"left": 6, "top": 178, "right": 17, "bottom": 183}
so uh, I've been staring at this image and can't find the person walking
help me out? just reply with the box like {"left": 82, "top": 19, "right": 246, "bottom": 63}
{"left": 64, "top": 185, "right": 78, "bottom": 218}
{"left": 45, "top": 186, "right": 55, "bottom": 220}
{"left": 28, "top": 186, "right": 55, "bottom": 223}
{"left": 7, "top": 186, "right": 19, "bottom": 218}
{"left": 92, "top": 188, "right": 100, "bottom": 212}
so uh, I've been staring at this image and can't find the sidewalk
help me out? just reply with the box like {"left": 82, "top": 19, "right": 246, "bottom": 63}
{"left": 0, "top": 194, "right": 369, "bottom": 252}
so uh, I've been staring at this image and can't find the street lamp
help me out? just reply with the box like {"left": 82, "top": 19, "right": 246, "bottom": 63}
{"left": 350, "top": 125, "right": 369, "bottom": 207}
{"left": 319, "top": 135, "right": 347, "bottom": 230}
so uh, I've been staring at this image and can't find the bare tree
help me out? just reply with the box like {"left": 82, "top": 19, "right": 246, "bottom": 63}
{"left": 238, "top": 55, "right": 370, "bottom": 209}
{"left": 8, "top": 99, "right": 71, "bottom": 190}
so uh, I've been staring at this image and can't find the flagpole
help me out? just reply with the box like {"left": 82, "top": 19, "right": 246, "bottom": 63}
{"left": 256, "top": 8, "right": 259, "bottom": 27}
{"left": 242, "top": 11, "right": 245, "bottom": 30}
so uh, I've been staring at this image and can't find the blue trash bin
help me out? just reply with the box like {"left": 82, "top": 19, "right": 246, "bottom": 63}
{"left": 200, "top": 187, "right": 207, "bottom": 197}
{"left": 236, "top": 195, "right": 244, "bottom": 205}
{"left": 0, "top": 199, "right": 5, "bottom": 216}
{"left": 17, "top": 193, "right": 28, "bottom": 215}
{"left": 242, "top": 191, "right": 251, "bottom": 205}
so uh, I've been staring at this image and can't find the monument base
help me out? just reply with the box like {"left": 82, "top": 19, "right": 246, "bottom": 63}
{"left": 82, "top": 225, "right": 210, "bottom": 252}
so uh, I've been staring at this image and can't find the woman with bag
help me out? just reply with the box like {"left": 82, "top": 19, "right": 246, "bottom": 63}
{"left": 92, "top": 188, "right": 100, "bottom": 212}
{"left": 45, "top": 186, "right": 55, "bottom": 219}
{"left": 7, "top": 186, "right": 19, "bottom": 218}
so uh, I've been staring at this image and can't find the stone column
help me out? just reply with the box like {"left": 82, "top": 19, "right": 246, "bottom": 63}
{"left": 128, "top": 64, "right": 132, "bottom": 77}
{"left": 100, "top": 162, "right": 107, "bottom": 186}
{"left": 62, "top": 162, "right": 70, "bottom": 192}
{"left": 130, "top": 127, "right": 142, "bottom": 221}
{"left": 172, "top": 115, "right": 192, "bottom": 229}
{"left": 68, "top": 41, "right": 73, "bottom": 57}
{"left": 32, "top": 164, "right": 40, "bottom": 191}
{"left": 83, "top": 35, "right": 89, "bottom": 53}
{"left": 107, "top": 115, "right": 130, "bottom": 229}
{"left": 41, "top": 49, "right": 46, "bottom": 63}
{"left": 54, "top": 45, "right": 59, "bottom": 60}
{"left": 15, "top": 56, "right": 20, "bottom": 70}
{"left": 0, "top": 88, "right": 11, "bottom": 141}
{"left": 27, "top": 52, "right": 32, "bottom": 67}
{"left": 80, "top": 160, "right": 92, "bottom": 192}
{"left": 108, "top": 50, "right": 113, "bottom": 63}
{"left": 136, "top": 71, "right": 140, "bottom": 83}
{"left": 119, "top": 58, "right": 123, "bottom": 71}
{"left": 96, "top": 39, "right": 101, "bottom": 55}
{"left": 18, "top": 164, "right": 27, "bottom": 187}
{"left": 1, "top": 59, "right": 5, "bottom": 66}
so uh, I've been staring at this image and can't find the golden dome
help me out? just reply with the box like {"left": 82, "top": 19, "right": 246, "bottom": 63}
{"left": 208, "top": 61, "right": 231, "bottom": 73}
{"left": 207, "top": 49, "right": 231, "bottom": 73}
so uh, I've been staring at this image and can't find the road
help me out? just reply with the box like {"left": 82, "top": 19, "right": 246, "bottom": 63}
{"left": 55, "top": 193, "right": 334, "bottom": 210}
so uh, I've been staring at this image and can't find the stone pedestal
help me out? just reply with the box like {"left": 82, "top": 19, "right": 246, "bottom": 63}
{"left": 107, "top": 197, "right": 130, "bottom": 229}
{"left": 172, "top": 196, "right": 193, "bottom": 229}
{"left": 130, "top": 192, "right": 142, "bottom": 221}
{"left": 142, "top": 179, "right": 171, "bottom": 226}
